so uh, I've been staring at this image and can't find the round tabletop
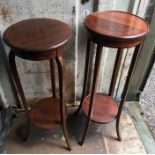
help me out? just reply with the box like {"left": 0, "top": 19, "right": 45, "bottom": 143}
{"left": 3, "top": 18, "right": 71, "bottom": 52}
{"left": 84, "top": 11, "right": 149, "bottom": 41}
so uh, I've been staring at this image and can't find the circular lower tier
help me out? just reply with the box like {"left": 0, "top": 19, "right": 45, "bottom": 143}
{"left": 30, "top": 97, "right": 61, "bottom": 129}
{"left": 82, "top": 93, "right": 118, "bottom": 123}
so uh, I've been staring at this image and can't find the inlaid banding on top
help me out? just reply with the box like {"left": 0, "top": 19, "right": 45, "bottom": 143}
{"left": 84, "top": 11, "right": 149, "bottom": 40}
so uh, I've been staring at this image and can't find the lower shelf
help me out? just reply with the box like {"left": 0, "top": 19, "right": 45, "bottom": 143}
{"left": 30, "top": 97, "right": 61, "bottom": 129}
{"left": 82, "top": 93, "right": 118, "bottom": 124}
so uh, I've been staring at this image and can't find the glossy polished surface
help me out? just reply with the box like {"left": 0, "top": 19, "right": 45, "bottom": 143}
{"left": 84, "top": 11, "right": 149, "bottom": 40}
{"left": 31, "top": 97, "right": 61, "bottom": 129}
{"left": 82, "top": 93, "right": 118, "bottom": 123}
{"left": 4, "top": 18, "right": 71, "bottom": 52}
{"left": 5, "top": 19, "right": 72, "bottom": 150}
{"left": 76, "top": 11, "right": 149, "bottom": 146}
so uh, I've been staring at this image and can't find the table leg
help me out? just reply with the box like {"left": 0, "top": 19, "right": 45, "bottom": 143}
{"left": 50, "top": 59, "right": 56, "bottom": 98}
{"left": 116, "top": 44, "right": 142, "bottom": 141}
{"left": 74, "top": 39, "right": 91, "bottom": 115}
{"left": 79, "top": 44, "right": 103, "bottom": 146}
{"left": 56, "top": 56, "right": 71, "bottom": 151}
{"left": 109, "top": 49, "right": 123, "bottom": 97}
{"left": 9, "top": 50, "right": 30, "bottom": 141}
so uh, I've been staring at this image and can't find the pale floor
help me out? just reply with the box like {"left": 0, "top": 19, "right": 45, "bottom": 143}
{"left": 5, "top": 108, "right": 146, "bottom": 154}
{"left": 140, "top": 64, "right": 155, "bottom": 140}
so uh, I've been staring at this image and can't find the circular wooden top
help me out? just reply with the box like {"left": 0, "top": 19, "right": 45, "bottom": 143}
{"left": 84, "top": 11, "right": 149, "bottom": 41}
{"left": 82, "top": 93, "right": 118, "bottom": 123}
{"left": 31, "top": 97, "right": 61, "bottom": 129}
{"left": 3, "top": 18, "right": 71, "bottom": 52}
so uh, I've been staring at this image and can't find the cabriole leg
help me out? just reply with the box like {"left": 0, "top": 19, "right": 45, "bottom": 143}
{"left": 50, "top": 59, "right": 56, "bottom": 98}
{"left": 9, "top": 50, "right": 30, "bottom": 141}
{"left": 56, "top": 56, "right": 71, "bottom": 151}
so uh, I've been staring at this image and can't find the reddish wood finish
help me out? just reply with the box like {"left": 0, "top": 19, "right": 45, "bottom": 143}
{"left": 75, "top": 11, "right": 149, "bottom": 146}
{"left": 9, "top": 51, "right": 30, "bottom": 141}
{"left": 3, "top": 18, "right": 71, "bottom": 61}
{"left": 56, "top": 56, "right": 71, "bottom": 149}
{"left": 79, "top": 44, "right": 103, "bottom": 146}
{"left": 31, "top": 97, "right": 61, "bottom": 129}
{"left": 109, "top": 49, "right": 123, "bottom": 96}
{"left": 4, "top": 18, "right": 71, "bottom": 51}
{"left": 84, "top": 11, "right": 149, "bottom": 48}
{"left": 82, "top": 93, "right": 118, "bottom": 123}
{"left": 50, "top": 59, "right": 56, "bottom": 98}
{"left": 4, "top": 18, "right": 71, "bottom": 150}
{"left": 74, "top": 39, "right": 91, "bottom": 115}
{"left": 116, "top": 44, "right": 142, "bottom": 141}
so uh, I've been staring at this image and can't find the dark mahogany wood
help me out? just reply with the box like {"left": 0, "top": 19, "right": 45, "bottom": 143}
{"left": 74, "top": 39, "right": 91, "bottom": 115}
{"left": 82, "top": 93, "right": 118, "bottom": 123}
{"left": 79, "top": 44, "right": 103, "bottom": 146}
{"left": 3, "top": 18, "right": 71, "bottom": 53}
{"left": 9, "top": 51, "right": 30, "bottom": 141}
{"left": 31, "top": 97, "right": 61, "bottom": 129}
{"left": 4, "top": 18, "right": 71, "bottom": 150}
{"left": 3, "top": 18, "right": 71, "bottom": 61}
{"left": 75, "top": 11, "right": 149, "bottom": 146}
{"left": 116, "top": 44, "right": 142, "bottom": 141}
{"left": 50, "top": 59, "right": 56, "bottom": 98}
{"left": 56, "top": 56, "right": 71, "bottom": 150}
{"left": 84, "top": 11, "right": 149, "bottom": 48}
{"left": 109, "top": 49, "right": 123, "bottom": 96}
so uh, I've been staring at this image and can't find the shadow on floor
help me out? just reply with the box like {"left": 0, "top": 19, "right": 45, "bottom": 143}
{"left": 5, "top": 107, "right": 146, "bottom": 154}
{"left": 5, "top": 108, "right": 106, "bottom": 154}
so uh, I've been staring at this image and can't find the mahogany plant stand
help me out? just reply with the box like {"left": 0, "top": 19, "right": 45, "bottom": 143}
{"left": 75, "top": 11, "right": 149, "bottom": 146}
{"left": 3, "top": 18, "right": 72, "bottom": 150}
